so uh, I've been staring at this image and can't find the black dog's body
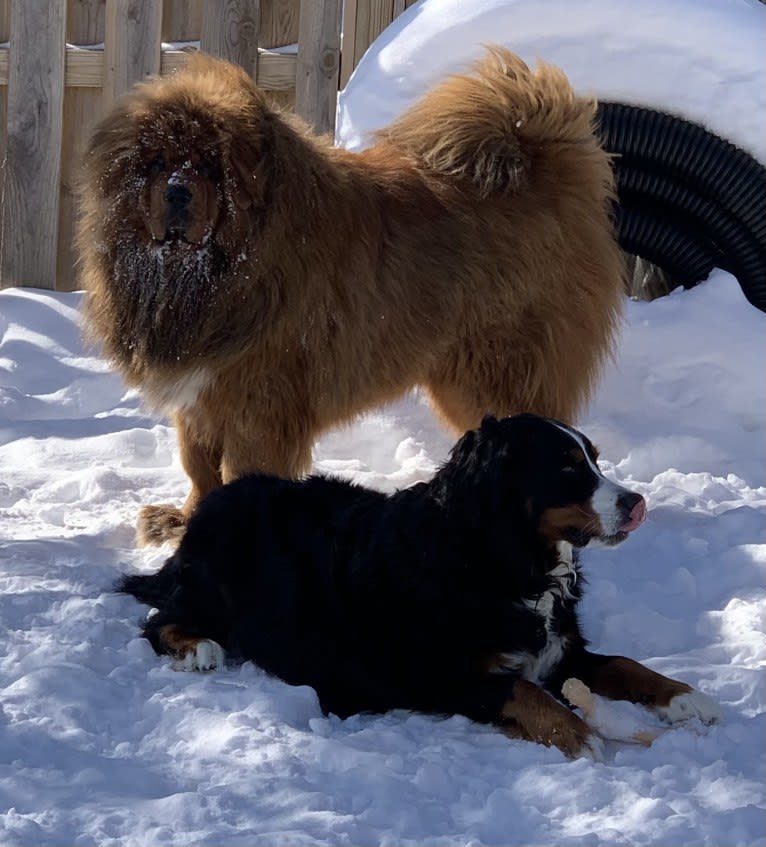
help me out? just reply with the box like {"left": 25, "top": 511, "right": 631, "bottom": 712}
{"left": 120, "top": 414, "right": 719, "bottom": 757}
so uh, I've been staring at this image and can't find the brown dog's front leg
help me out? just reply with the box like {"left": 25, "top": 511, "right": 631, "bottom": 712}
{"left": 176, "top": 416, "right": 223, "bottom": 516}
{"left": 220, "top": 421, "right": 314, "bottom": 483}
{"left": 575, "top": 653, "right": 722, "bottom": 726}
{"left": 137, "top": 414, "right": 223, "bottom": 547}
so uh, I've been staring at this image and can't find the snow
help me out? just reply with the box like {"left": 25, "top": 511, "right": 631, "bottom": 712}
{"left": 2, "top": 0, "right": 766, "bottom": 843}
{"left": 1, "top": 278, "right": 764, "bottom": 847}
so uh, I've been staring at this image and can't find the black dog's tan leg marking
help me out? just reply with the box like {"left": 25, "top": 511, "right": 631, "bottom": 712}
{"left": 157, "top": 624, "right": 225, "bottom": 672}
{"left": 500, "top": 679, "right": 605, "bottom": 761}
{"left": 581, "top": 655, "right": 722, "bottom": 726}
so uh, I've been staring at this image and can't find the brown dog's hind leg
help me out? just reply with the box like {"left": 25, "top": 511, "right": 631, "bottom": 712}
{"left": 424, "top": 320, "right": 605, "bottom": 431}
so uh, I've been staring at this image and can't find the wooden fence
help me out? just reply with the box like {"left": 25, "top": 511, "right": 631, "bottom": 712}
{"left": 0, "top": 0, "right": 416, "bottom": 292}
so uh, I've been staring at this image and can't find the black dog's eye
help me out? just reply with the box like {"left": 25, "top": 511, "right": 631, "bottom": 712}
{"left": 562, "top": 465, "right": 576, "bottom": 473}
{"left": 149, "top": 155, "right": 165, "bottom": 174}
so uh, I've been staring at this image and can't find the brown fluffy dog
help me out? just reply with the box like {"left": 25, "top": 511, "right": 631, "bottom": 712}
{"left": 77, "top": 49, "right": 624, "bottom": 546}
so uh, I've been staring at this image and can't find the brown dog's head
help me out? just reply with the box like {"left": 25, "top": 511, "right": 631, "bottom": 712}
{"left": 76, "top": 54, "right": 287, "bottom": 371}
{"left": 80, "top": 52, "right": 271, "bottom": 256}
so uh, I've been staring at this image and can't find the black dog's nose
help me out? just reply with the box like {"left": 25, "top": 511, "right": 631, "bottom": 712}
{"left": 617, "top": 491, "right": 643, "bottom": 512}
{"left": 165, "top": 183, "right": 192, "bottom": 208}
{"left": 617, "top": 491, "right": 647, "bottom": 533}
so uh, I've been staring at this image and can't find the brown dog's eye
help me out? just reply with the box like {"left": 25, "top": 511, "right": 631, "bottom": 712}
{"left": 196, "top": 161, "right": 213, "bottom": 178}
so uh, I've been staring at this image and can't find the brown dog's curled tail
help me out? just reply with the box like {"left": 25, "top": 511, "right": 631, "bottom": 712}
{"left": 379, "top": 46, "right": 598, "bottom": 198}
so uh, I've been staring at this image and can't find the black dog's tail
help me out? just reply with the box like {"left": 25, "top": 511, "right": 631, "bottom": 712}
{"left": 115, "top": 560, "right": 177, "bottom": 609}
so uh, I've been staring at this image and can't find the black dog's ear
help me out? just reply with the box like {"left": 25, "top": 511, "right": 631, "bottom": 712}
{"left": 432, "top": 415, "right": 511, "bottom": 505}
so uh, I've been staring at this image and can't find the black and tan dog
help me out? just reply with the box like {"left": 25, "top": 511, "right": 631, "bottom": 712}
{"left": 118, "top": 414, "right": 720, "bottom": 759}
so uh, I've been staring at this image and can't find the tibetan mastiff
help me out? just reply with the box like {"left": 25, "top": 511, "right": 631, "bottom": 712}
{"left": 78, "top": 48, "right": 625, "bottom": 546}
{"left": 118, "top": 414, "right": 721, "bottom": 759}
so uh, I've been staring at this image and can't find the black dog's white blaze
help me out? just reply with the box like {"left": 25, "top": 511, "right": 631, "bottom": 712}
{"left": 493, "top": 540, "right": 576, "bottom": 684}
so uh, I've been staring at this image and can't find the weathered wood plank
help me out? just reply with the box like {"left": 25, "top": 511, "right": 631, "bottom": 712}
{"left": 0, "top": 45, "right": 296, "bottom": 90}
{"left": 0, "top": 0, "right": 10, "bottom": 41}
{"left": 102, "top": 0, "right": 162, "bottom": 110}
{"left": 0, "top": 0, "right": 66, "bottom": 289}
{"left": 339, "top": 0, "right": 358, "bottom": 89}
{"left": 340, "top": 0, "right": 397, "bottom": 89}
{"left": 260, "top": 0, "right": 298, "bottom": 47}
{"left": 58, "top": 0, "right": 106, "bottom": 292}
{"left": 295, "top": 0, "right": 342, "bottom": 134}
{"left": 163, "top": 0, "right": 202, "bottom": 41}
{"left": 201, "top": 0, "right": 260, "bottom": 76}
{"left": 260, "top": 0, "right": 299, "bottom": 108}
{"left": 0, "top": 0, "right": 8, "bottom": 199}
{"left": 67, "top": 0, "right": 106, "bottom": 43}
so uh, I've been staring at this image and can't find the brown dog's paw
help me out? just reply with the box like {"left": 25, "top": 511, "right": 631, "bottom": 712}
{"left": 137, "top": 504, "right": 187, "bottom": 547}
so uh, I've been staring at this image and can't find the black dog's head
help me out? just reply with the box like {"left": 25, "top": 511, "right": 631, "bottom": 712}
{"left": 433, "top": 413, "right": 646, "bottom": 549}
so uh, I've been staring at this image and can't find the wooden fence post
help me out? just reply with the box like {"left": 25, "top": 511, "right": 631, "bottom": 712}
{"left": 295, "top": 0, "right": 342, "bottom": 135}
{"left": 57, "top": 0, "right": 106, "bottom": 292}
{"left": 0, "top": 0, "right": 66, "bottom": 290}
{"left": 103, "top": 0, "right": 162, "bottom": 111}
{"left": 339, "top": 0, "right": 395, "bottom": 90}
{"left": 201, "top": 0, "right": 260, "bottom": 76}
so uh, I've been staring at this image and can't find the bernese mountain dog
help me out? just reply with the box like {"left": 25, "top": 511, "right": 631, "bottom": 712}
{"left": 118, "top": 413, "right": 721, "bottom": 759}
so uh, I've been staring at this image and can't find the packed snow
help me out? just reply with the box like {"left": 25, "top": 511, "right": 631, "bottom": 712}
{"left": 2, "top": 0, "right": 765, "bottom": 844}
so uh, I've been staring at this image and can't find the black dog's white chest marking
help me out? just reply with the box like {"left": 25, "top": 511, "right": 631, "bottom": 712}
{"left": 493, "top": 541, "right": 576, "bottom": 684}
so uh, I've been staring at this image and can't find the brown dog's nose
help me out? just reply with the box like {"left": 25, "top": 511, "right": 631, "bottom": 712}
{"left": 165, "top": 183, "right": 192, "bottom": 208}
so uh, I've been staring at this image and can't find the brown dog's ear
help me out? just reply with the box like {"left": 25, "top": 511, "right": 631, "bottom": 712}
{"left": 80, "top": 99, "right": 139, "bottom": 199}
{"left": 231, "top": 158, "right": 255, "bottom": 210}
{"left": 226, "top": 106, "right": 274, "bottom": 213}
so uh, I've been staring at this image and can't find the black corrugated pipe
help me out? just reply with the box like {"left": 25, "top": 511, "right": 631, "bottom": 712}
{"left": 596, "top": 101, "right": 766, "bottom": 313}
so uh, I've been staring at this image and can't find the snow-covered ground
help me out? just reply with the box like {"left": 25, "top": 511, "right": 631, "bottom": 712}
{"left": 1, "top": 0, "right": 765, "bottom": 844}
{"left": 1, "top": 275, "right": 764, "bottom": 847}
